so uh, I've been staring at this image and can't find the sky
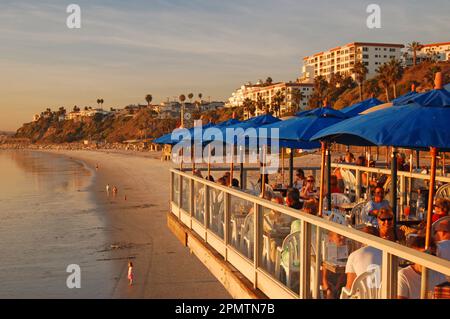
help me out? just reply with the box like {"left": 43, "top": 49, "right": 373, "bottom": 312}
{"left": 0, "top": 0, "right": 449, "bottom": 131}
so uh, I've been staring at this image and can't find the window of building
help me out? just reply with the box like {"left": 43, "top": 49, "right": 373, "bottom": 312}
{"left": 384, "top": 48, "right": 387, "bottom": 51}
{"left": 384, "top": 55, "right": 387, "bottom": 58}
{"left": 364, "top": 62, "right": 369, "bottom": 66}
{"left": 363, "top": 54, "right": 369, "bottom": 59}
{"left": 390, "top": 48, "right": 396, "bottom": 52}
{"left": 363, "top": 47, "right": 368, "bottom": 52}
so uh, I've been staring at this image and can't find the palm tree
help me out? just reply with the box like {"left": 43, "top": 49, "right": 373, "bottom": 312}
{"left": 291, "top": 88, "right": 305, "bottom": 112}
{"left": 198, "top": 93, "right": 203, "bottom": 101}
{"left": 188, "top": 93, "right": 194, "bottom": 103}
{"left": 266, "top": 77, "right": 273, "bottom": 85}
{"left": 179, "top": 94, "right": 186, "bottom": 127}
{"left": 255, "top": 95, "right": 265, "bottom": 114}
{"left": 313, "top": 75, "right": 329, "bottom": 107}
{"left": 96, "top": 99, "right": 101, "bottom": 107}
{"left": 271, "top": 91, "right": 285, "bottom": 117}
{"left": 387, "top": 58, "right": 403, "bottom": 99}
{"left": 364, "top": 78, "right": 381, "bottom": 98}
{"left": 242, "top": 98, "right": 254, "bottom": 119}
{"left": 100, "top": 99, "right": 104, "bottom": 107}
{"left": 376, "top": 64, "right": 391, "bottom": 102}
{"left": 352, "top": 61, "right": 368, "bottom": 102}
{"left": 407, "top": 42, "right": 422, "bottom": 66}
{"left": 145, "top": 94, "right": 153, "bottom": 107}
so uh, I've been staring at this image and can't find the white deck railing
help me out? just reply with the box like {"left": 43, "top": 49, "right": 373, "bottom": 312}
{"left": 169, "top": 167, "right": 450, "bottom": 299}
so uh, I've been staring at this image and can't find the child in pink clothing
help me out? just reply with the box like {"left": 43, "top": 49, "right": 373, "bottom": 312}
{"left": 128, "top": 262, "right": 134, "bottom": 286}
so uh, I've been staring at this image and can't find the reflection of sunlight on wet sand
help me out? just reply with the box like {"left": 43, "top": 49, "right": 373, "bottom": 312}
{"left": 3, "top": 150, "right": 91, "bottom": 194}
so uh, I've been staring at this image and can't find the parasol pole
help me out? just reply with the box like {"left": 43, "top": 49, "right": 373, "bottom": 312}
{"left": 326, "top": 143, "right": 332, "bottom": 211}
{"left": 230, "top": 145, "right": 234, "bottom": 187}
{"left": 425, "top": 147, "right": 438, "bottom": 250}
{"left": 261, "top": 145, "right": 267, "bottom": 197}
{"left": 191, "top": 145, "right": 195, "bottom": 173}
{"left": 229, "top": 112, "right": 237, "bottom": 186}
{"left": 390, "top": 147, "right": 399, "bottom": 241}
{"left": 180, "top": 147, "right": 183, "bottom": 171}
{"left": 386, "top": 146, "right": 390, "bottom": 168}
{"left": 421, "top": 146, "right": 437, "bottom": 299}
{"left": 207, "top": 144, "right": 211, "bottom": 178}
{"left": 281, "top": 148, "right": 285, "bottom": 186}
{"left": 421, "top": 72, "right": 442, "bottom": 299}
{"left": 289, "top": 148, "right": 294, "bottom": 187}
{"left": 416, "top": 150, "right": 420, "bottom": 170}
{"left": 240, "top": 146, "right": 245, "bottom": 190}
{"left": 318, "top": 141, "right": 327, "bottom": 218}
{"left": 408, "top": 150, "right": 413, "bottom": 206}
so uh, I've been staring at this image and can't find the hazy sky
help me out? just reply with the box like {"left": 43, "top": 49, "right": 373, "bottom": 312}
{"left": 0, "top": 0, "right": 449, "bottom": 131}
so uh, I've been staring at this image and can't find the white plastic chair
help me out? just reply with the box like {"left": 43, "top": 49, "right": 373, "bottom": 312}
{"left": 432, "top": 216, "right": 450, "bottom": 240}
{"left": 340, "top": 267, "right": 381, "bottom": 299}
{"left": 240, "top": 212, "right": 254, "bottom": 259}
{"left": 435, "top": 184, "right": 450, "bottom": 199}
{"left": 352, "top": 201, "right": 368, "bottom": 226}
{"left": 323, "top": 193, "right": 351, "bottom": 211}
{"left": 340, "top": 168, "right": 357, "bottom": 195}
{"left": 277, "top": 231, "right": 301, "bottom": 288}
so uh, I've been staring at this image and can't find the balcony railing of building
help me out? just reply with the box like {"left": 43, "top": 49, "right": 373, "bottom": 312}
{"left": 169, "top": 164, "right": 450, "bottom": 299}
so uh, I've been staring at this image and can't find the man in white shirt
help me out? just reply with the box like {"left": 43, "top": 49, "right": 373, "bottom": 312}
{"left": 397, "top": 236, "right": 446, "bottom": 299}
{"left": 345, "top": 226, "right": 382, "bottom": 289}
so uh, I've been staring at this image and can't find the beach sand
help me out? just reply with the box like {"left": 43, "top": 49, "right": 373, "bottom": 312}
{"left": 39, "top": 147, "right": 412, "bottom": 298}
{"left": 47, "top": 149, "right": 231, "bottom": 299}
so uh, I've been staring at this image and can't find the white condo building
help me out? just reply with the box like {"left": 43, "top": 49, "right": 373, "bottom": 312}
{"left": 227, "top": 82, "right": 314, "bottom": 116}
{"left": 300, "top": 42, "right": 404, "bottom": 81}
{"left": 420, "top": 41, "right": 450, "bottom": 60}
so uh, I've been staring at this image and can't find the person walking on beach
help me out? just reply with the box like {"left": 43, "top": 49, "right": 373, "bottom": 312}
{"left": 106, "top": 184, "right": 110, "bottom": 196}
{"left": 127, "top": 261, "right": 134, "bottom": 286}
{"left": 112, "top": 186, "right": 118, "bottom": 197}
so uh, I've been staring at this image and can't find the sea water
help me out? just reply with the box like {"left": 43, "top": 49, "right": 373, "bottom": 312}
{"left": 0, "top": 150, "right": 114, "bottom": 298}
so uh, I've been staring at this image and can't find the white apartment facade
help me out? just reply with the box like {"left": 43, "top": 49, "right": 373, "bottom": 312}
{"left": 403, "top": 41, "right": 449, "bottom": 66}
{"left": 419, "top": 41, "right": 450, "bottom": 61}
{"left": 420, "top": 41, "right": 450, "bottom": 58}
{"left": 227, "top": 82, "right": 314, "bottom": 116}
{"left": 300, "top": 42, "right": 404, "bottom": 81}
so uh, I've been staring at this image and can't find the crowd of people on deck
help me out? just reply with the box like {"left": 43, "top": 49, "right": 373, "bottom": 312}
{"left": 189, "top": 150, "right": 450, "bottom": 299}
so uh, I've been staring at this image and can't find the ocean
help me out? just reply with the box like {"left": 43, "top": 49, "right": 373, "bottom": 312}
{"left": 0, "top": 150, "right": 114, "bottom": 298}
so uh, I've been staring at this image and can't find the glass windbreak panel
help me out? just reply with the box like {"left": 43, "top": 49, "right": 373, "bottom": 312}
{"left": 193, "top": 180, "right": 205, "bottom": 224}
{"left": 397, "top": 235, "right": 449, "bottom": 300}
{"left": 229, "top": 195, "right": 254, "bottom": 261}
{"left": 208, "top": 188, "right": 225, "bottom": 239}
{"left": 261, "top": 206, "right": 299, "bottom": 294}
{"left": 181, "top": 176, "right": 190, "bottom": 213}
{"left": 318, "top": 224, "right": 383, "bottom": 300}
{"left": 172, "top": 173, "right": 180, "bottom": 206}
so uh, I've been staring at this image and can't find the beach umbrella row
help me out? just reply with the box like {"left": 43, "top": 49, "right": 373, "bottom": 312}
{"left": 311, "top": 73, "right": 450, "bottom": 299}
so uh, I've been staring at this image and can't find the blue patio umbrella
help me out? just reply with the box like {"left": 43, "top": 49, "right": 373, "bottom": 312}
{"left": 312, "top": 83, "right": 450, "bottom": 256}
{"left": 153, "top": 131, "right": 176, "bottom": 145}
{"left": 311, "top": 89, "right": 450, "bottom": 151}
{"left": 392, "top": 90, "right": 420, "bottom": 106}
{"left": 259, "top": 107, "right": 348, "bottom": 188}
{"left": 341, "top": 98, "right": 383, "bottom": 117}
{"left": 202, "top": 114, "right": 280, "bottom": 189}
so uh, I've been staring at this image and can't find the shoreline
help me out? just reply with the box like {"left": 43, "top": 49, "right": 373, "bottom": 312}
{"left": 28, "top": 148, "right": 231, "bottom": 299}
